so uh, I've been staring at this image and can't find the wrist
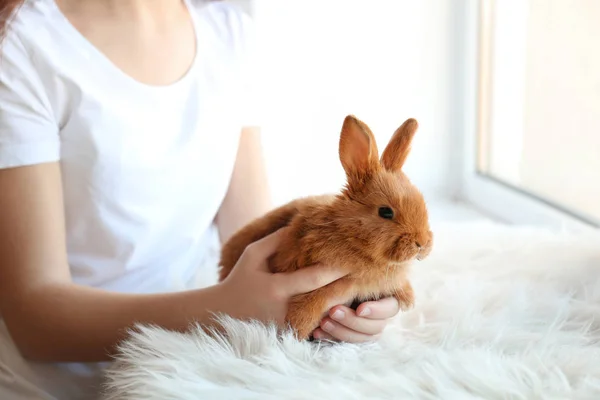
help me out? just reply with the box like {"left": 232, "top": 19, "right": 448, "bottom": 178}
{"left": 186, "top": 282, "right": 233, "bottom": 326}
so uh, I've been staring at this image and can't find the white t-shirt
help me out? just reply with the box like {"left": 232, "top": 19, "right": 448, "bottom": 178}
{"left": 0, "top": 0, "right": 259, "bottom": 398}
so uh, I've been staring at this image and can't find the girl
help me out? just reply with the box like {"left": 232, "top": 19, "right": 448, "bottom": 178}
{"left": 0, "top": 1, "right": 400, "bottom": 398}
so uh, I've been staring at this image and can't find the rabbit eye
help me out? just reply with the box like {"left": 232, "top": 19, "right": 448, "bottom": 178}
{"left": 378, "top": 206, "right": 394, "bottom": 220}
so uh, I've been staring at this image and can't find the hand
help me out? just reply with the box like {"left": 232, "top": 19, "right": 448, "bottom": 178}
{"left": 312, "top": 297, "right": 400, "bottom": 343}
{"left": 217, "top": 228, "right": 348, "bottom": 327}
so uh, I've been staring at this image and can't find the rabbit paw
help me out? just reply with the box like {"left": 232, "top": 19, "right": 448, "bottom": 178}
{"left": 285, "top": 277, "right": 354, "bottom": 340}
{"left": 394, "top": 281, "right": 415, "bottom": 311}
{"left": 286, "top": 297, "right": 324, "bottom": 340}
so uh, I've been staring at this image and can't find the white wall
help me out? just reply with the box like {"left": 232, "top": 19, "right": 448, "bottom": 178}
{"left": 249, "top": 0, "right": 462, "bottom": 206}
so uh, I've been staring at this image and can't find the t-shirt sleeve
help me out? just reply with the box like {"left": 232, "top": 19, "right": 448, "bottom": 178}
{"left": 0, "top": 30, "right": 59, "bottom": 169}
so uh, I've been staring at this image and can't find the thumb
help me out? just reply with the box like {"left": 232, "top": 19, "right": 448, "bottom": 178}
{"left": 280, "top": 263, "right": 349, "bottom": 296}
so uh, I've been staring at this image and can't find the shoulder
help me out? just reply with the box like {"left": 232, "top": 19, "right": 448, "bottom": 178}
{"left": 0, "top": 1, "right": 53, "bottom": 96}
{"left": 1, "top": 0, "right": 57, "bottom": 73}
{"left": 190, "top": 1, "right": 255, "bottom": 51}
{"left": 0, "top": 2, "right": 60, "bottom": 168}
{"left": 4, "top": 0, "right": 52, "bottom": 42}
{"left": 192, "top": 1, "right": 253, "bottom": 29}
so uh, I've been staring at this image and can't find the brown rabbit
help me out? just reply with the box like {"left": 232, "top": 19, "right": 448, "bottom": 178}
{"left": 218, "top": 115, "right": 433, "bottom": 340}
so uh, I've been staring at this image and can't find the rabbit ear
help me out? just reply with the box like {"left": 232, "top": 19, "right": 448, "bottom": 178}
{"left": 339, "top": 115, "right": 380, "bottom": 178}
{"left": 380, "top": 118, "right": 418, "bottom": 172}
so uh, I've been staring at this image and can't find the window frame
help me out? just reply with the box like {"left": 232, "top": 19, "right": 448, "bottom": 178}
{"left": 457, "top": 0, "right": 599, "bottom": 233}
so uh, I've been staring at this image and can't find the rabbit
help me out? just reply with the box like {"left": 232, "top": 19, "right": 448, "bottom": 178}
{"left": 218, "top": 114, "right": 433, "bottom": 340}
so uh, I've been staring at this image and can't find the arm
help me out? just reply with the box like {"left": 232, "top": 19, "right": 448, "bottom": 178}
{"left": 0, "top": 162, "right": 347, "bottom": 362}
{"left": 215, "top": 126, "right": 273, "bottom": 244}
{"left": 0, "top": 163, "right": 228, "bottom": 363}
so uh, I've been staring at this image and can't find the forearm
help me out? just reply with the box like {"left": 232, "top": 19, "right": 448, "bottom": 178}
{"left": 3, "top": 282, "right": 227, "bottom": 363}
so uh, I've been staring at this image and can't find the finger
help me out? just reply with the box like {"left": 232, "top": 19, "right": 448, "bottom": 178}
{"left": 355, "top": 296, "right": 400, "bottom": 319}
{"left": 328, "top": 306, "right": 387, "bottom": 335}
{"left": 312, "top": 328, "right": 337, "bottom": 342}
{"left": 281, "top": 264, "right": 349, "bottom": 296}
{"left": 243, "top": 227, "right": 289, "bottom": 269}
{"left": 320, "top": 318, "right": 380, "bottom": 343}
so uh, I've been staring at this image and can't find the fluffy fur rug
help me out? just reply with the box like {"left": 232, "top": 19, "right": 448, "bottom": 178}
{"left": 102, "top": 221, "right": 600, "bottom": 399}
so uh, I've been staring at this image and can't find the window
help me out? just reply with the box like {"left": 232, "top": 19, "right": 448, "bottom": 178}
{"left": 468, "top": 0, "right": 600, "bottom": 228}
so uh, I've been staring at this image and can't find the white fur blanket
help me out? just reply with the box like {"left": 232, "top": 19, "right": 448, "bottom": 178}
{"left": 102, "top": 221, "right": 600, "bottom": 399}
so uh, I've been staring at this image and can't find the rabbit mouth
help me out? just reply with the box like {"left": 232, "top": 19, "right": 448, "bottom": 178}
{"left": 415, "top": 243, "right": 432, "bottom": 261}
{"left": 388, "top": 246, "right": 421, "bottom": 264}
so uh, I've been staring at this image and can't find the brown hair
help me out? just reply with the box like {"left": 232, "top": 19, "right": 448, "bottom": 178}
{"left": 0, "top": 0, "right": 25, "bottom": 42}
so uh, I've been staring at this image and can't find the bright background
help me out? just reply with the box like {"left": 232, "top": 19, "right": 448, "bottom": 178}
{"left": 245, "top": 0, "right": 463, "bottom": 205}
{"left": 228, "top": 0, "right": 600, "bottom": 231}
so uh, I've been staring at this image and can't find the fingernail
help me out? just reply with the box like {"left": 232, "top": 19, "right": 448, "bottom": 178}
{"left": 358, "top": 307, "right": 371, "bottom": 317}
{"left": 332, "top": 310, "right": 344, "bottom": 320}
{"left": 323, "top": 321, "right": 335, "bottom": 332}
